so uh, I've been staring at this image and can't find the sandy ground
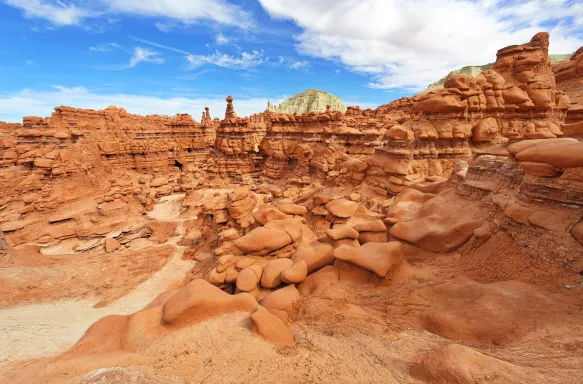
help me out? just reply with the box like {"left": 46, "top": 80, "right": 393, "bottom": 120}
{"left": 0, "top": 194, "right": 195, "bottom": 363}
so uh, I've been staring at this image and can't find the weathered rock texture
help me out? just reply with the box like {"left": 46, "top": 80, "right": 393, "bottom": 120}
{"left": 2, "top": 32, "right": 583, "bottom": 384}
{"left": 0, "top": 230, "right": 10, "bottom": 256}
{"left": 266, "top": 89, "right": 347, "bottom": 114}
{"left": 428, "top": 53, "right": 571, "bottom": 91}
{"left": 0, "top": 34, "right": 576, "bottom": 212}
{"left": 554, "top": 47, "right": 583, "bottom": 137}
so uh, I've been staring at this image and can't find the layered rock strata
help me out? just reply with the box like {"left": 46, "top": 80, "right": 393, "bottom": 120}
{"left": 0, "top": 33, "right": 576, "bottom": 199}
{"left": 266, "top": 89, "right": 346, "bottom": 114}
{"left": 554, "top": 47, "right": 583, "bottom": 137}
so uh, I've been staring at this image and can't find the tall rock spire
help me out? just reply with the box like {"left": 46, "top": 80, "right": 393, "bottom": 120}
{"left": 225, "top": 95, "right": 237, "bottom": 120}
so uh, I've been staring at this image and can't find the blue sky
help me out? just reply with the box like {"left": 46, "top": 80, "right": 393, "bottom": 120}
{"left": 0, "top": 0, "right": 582, "bottom": 122}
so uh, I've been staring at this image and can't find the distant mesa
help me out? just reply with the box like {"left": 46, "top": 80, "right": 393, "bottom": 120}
{"left": 266, "top": 89, "right": 346, "bottom": 115}
{"left": 427, "top": 53, "right": 573, "bottom": 91}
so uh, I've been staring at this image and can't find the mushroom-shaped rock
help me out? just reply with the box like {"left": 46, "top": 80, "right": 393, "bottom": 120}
{"left": 281, "top": 260, "right": 308, "bottom": 284}
{"left": 264, "top": 218, "right": 304, "bottom": 242}
{"left": 162, "top": 279, "right": 258, "bottom": 327}
{"left": 333, "top": 242, "right": 403, "bottom": 277}
{"left": 354, "top": 220, "right": 386, "bottom": 233}
{"left": 234, "top": 227, "right": 292, "bottom": 256}
{"left": 252, "top": 204, "right": 289, "bottom": 225}
{"left": 261, "top": 284, "right": 300, "bottom": 313}
{"left": 261, "top": 259, "right": 294, "bottom": 288}
{"left": 251, "top": 306, "right": 295, "bottom": 346}
{"left": 278, "top": 203, "right": 307, "bottom": 216}
{"left": 292, "top": 241, "right": 335, "bottom": 273}
{"left": 326, "top": 224, "right": 359, "bottom": 240}
{"left": 326, "top": 199, "right": 358, "bottom": 218}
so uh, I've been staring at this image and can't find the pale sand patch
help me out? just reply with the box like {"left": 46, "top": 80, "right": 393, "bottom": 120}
{"left": 146, "top": 194, "right": 185, "bottom": 220}
{"left": 0, "top": 195, "right": 196, "bottom": 363}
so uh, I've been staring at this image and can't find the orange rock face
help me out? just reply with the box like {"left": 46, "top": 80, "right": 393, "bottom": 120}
{"left": 1, "top": 32, "right": 583, "bottom": 384}
{"left": 554, "top": 46, "right": 583, "bottom": 136}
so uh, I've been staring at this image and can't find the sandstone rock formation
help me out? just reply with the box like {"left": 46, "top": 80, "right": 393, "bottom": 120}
{"left": 428, "top": 53, "right": 571, "bottom": 91}
{"left": 266, "top": 89, "right": 346, "bottom": 114}
{"left": 1, "top": 31, "right": 583, "bottom": 384}
{"left": 554, "top": 47, "right": 583, "bottom": 137}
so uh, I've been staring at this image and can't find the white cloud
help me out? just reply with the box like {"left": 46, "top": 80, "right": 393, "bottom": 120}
{"left": 216, "top": 33, "right": 230, "bottom": 45}
{"left": 6, "top": 0, "right": 253, "bottom": 29}
{"left": 187, "top": 50, "right": 264, "bottom": 70}
{"left": 258, "top": 0, "right": 583, "bottom": 90}
{"left": 0, "top": 86, "right": 280, "bottom": 123}
{"left": 155, "top": 21, "right": 173, "bottom": 33}
{"left": 101, "top": 0, "right": 254, "bottom": 29}
{"left": 288, "top": 60, "right": 310, "bottom": 70}
{"left": 128, "top": 47, "right": 165, "bottom": 68}
{"left": 98, "top": 47, "right": 165, "bottom": 70}
{"left": 89, "top": 42, "right": 120, "bottom": 52}
{"left": 25, "top": 60, "right": 37, "bottom": 65}
{"left": 6, "top": 0, "right": 97, "bottom": 26}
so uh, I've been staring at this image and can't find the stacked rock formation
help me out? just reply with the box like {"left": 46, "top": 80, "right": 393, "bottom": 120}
{"left": 0, "top": 33, "right": 577, "bottom": 210}
{"left": 368, "top": 32, "right": 570, "bottom": 194}
{"left": 427, "top": 53, "right": 570, "bottom": 91}
{"left": 554, "top": 47, "right": 583, "bottom": 136}
{"left": 0, "top": 105, "right": 217, "bottom": 193}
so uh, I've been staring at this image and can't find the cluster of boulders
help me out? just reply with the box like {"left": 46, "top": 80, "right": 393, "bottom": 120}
{"left": 194, "top": 186, "right": 410, "bottom": 344}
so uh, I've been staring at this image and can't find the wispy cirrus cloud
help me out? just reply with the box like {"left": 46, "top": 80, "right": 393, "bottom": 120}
{"left": 129, "top": 36, "right": 271, "bottom": 71}
{"left": 89, "top": 42, "right": 120, "bottom": 52}
{"left": 96, "top": 47, "right": 165, "bottom": 70}
{"left": 187, "top": 50, "right": 264, "bottom": 70}
{"left": 288, "top": 60, "right": 310, "bottom": 71}
{"left": 5, "top": 0, "right": 97, "bottom": 26}
{"left": 129, "top": 36, "right": 191, "bottom": 55}
{"left": 5, "top": 0, "right": 254, "bottom": 29}
{"left": 127, "top": 47, "right": 164, "bottom": 68}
